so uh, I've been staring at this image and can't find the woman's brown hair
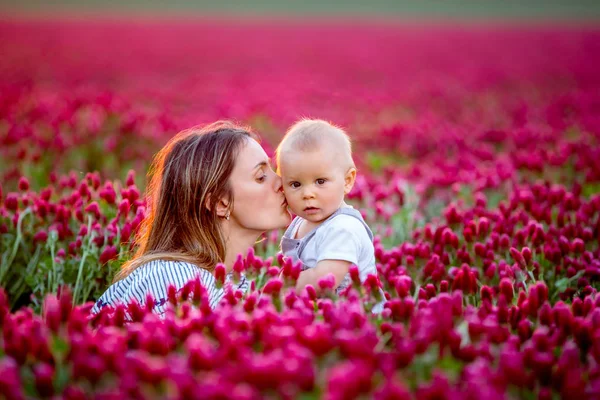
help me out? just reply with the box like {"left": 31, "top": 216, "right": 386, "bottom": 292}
{"left": 114, "top": 121, "right": 254, "bottom": 282}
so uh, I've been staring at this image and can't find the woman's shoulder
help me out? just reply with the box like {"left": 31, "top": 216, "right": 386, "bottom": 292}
{"left": 128, "top": 259, "right": 215, "bottom": 288}
{"left": 135, "top": 259, "right": 209, "bottom": 276}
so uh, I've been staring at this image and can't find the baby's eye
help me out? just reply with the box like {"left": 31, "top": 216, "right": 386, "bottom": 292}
{"left": 290, "top": 182, "right": 301, "bottom": 188}
{"left": 316, "top": 179, "right": 326, "bottom": 185}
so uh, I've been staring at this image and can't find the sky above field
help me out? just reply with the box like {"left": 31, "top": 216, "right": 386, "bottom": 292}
{"left": 2, "top": 0, "right": 600, "bottom": 21}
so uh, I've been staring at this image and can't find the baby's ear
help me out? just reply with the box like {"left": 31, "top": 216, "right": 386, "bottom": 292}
{"left": 343, "top": 167, "right": 357, "bottom": 194}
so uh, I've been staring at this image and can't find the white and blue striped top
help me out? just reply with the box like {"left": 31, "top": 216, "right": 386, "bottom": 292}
{"left": 90, "top": 260, "right": 249, "bottom": 317}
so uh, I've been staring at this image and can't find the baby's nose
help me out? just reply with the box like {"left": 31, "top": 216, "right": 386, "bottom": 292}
{"left": 302, "top": 188, "right": 315, "bottom": 198}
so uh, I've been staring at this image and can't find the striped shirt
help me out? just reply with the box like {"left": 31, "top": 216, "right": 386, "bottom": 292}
{"left": 90, "top": 260, "right": 249, "bottom": 318}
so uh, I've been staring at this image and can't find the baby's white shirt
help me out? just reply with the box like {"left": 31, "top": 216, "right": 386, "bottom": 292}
{"left": 280, "top": 207, "right": 377, "bottom": 285}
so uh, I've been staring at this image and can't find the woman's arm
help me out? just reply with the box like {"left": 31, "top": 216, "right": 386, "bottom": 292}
{"left": 295, "top": 259, "right": 351, "bottom": 295}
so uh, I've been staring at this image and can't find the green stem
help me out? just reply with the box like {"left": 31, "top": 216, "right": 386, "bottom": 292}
{"left": 48, "top": 237, "right": 56, "bottom": 293}
{"left": 11, "top": 246, "right": 39, "bottom": 308}
{"left": 72, "top": 216, "right": 95, "bottom": 306}
{"left": 83, "top": 284, "right": 94, "bottom": 304}
{"left": 413, "top": 283, "right": 421, "bottom": 303}
{"left": 0, "top": 208, "right": 32, "bottom": 284}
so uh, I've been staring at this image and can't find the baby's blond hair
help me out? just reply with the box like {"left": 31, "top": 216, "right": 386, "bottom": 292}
{"left": 276, "top": 119, "right": 355, "bottom": 173}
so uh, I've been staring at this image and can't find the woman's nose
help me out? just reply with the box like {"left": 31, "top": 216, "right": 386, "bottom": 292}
{"left": 273, "top": 173, "right": 283, "bottom": 192}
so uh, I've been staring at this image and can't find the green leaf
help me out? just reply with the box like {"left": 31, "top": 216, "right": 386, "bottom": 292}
{"left": 554, "top": 277, "right": 569, "bottom": 294}
{"left": 53, "top": 364, "right": 72, "bottom": 393}
{"left": 455, "top": 320, "right": 471, "bottom": 347}
{"left": 437, "top": 355, "right": 464, "bottom": 380}
{"left": 51, "top": 336, "right": 70, "bottom": 362}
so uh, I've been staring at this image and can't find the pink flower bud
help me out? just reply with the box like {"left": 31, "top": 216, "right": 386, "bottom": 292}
{"left": 43, "top": 294, "right": 61, "bottom": 333}
{"left": 33, "top": 230, "right": 48, "bottom": 244}
{"left": 99, "top": 245, "right": 118, "bottom": 265}
{"left": 78, "top": 181, "right": 90, "bottom": 199}
{"left": 243, "top": 292, "right": 258, "bottom": 312}
{"left": 214, "top": 263, "right": 226, "bottom": 286}
{"left": 84, "top": 201, "right": 101, "bottom": 219}
{"left": 499, "top": 234, "right": 511, "bottom": 249}
{"left": 517, "top": 319, "right": 533, "bottom": 342}
{"left": 86, "top": 171, "right": 101, "bottom": 190}
{"left": 572, "top": 238, "right": 585, "bottom": 254}
{"left": 463, "top": 226, "right": 474, "bottom": 243}
{"left": 442, "top": 228, "right": 453, "bottom": 246}
{"left": 233, "top": 254, "right": 245, "bottom": 274}
{"left": 276, "top": 252, "right": 285, "bottom": 266}
{"left": 127, "top": 186, "right": 140, "bottom": 203}
{"left": 305, "top": 284, "right": 317, "bottom": 300}
{"left": 290, "top": 261, "right": 302, "bottom": 280}
{"left": 349, "top": 264, "right": 360, "bottom": 283}
{"left": 118, "top": 198, "right": 130, "bottom": 217}
{"left": 510, "top": 247, "right": 527, "bottom": 269}
{"left": 395, "top": 275, "right": 412, "bottom": 298}
{"left": 120, "top": 222, "right": 132, "bottom": 243}
{"left": 444, "top": 204, "right": 462, "bottom": 224}
{"left": 538, "top": 388, "right": 552, "bottom": 400}
{"left": 440, "top": 280, "right": 449, "bottom": 292}
{"left": 480, "top": 285, "right": 493, "bottom": 302}
{"left": 263, "top": 278, "right": 283, "bottom": 295}
{"left": 478, "top": 217, "right": 490, "bottom": 238}
{"left": 126, "top": 169, "right": 136, "bottom": 187}
{"left": 5, "top": 193, "right": 19, "bottom": 211}
{"left": 99, "top": 182, "right": 116, "bottom": 204}
{"left": 318, "top": 273, "right": 336, "bottom": 291}
{"left": 521, "top": 246, "right": 532, "bottom": 265}
{"left": 556, "top": 235, "right": 570, "bottom": 254}
{"left": 167, "top": 285, "right": 178, "bottom": 306}
{"left": 34, "top": 363, "right": 54, "bottom": 398}
{"left": 499, "top": 278, "right": 514, "bottom": 303}
{"left": 18, "top": 176, "right": 29, "bottom": 191}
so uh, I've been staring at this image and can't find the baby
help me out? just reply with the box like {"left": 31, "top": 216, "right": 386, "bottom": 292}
{"left": 276, "top": 119, "right": 383, "bottom": 307}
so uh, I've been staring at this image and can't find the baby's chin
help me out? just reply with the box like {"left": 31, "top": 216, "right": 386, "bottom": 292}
{"left": 295, "top": 210, "right": 333, "bottom": 223}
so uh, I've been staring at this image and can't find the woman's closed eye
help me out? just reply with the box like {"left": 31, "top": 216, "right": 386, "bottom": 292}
{"left": 256, "top": 174, "right": 267, "bottom": 183}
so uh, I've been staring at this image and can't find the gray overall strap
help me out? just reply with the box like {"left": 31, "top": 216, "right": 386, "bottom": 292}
{"left": 296, "top": 207, "right": 373, "bottom": 260}
{"left": 282, "top": 216, "right": 303, "bottom": 240}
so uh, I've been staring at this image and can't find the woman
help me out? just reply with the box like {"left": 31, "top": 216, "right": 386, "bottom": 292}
{"left": 91, "top": 121, "right": 291, "bottom": 317}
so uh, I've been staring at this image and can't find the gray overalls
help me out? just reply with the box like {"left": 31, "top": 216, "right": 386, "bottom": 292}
{"left": 280, "top": 207, "right": 374, "bottom": 293}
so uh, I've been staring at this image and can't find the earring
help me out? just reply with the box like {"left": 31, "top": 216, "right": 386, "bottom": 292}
{"left": 225, "top": 212, "right": 230, "bottom": 221}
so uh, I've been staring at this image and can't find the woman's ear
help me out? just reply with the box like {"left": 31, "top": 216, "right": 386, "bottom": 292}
{"left": 205, "top": 194, "right": 230, "bottom": 218}
{"left": 215, "top": 199, "right": 230, "bottom": 219}
{"left": 343, "top": 167, "right": 357, "bottom": 194}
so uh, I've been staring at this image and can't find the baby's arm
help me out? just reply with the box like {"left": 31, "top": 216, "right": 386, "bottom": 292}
{"left": 295, "top": 259, "right": 350, "bottom": 295}
{"left": 295, "top": 214, "right": 368, "bottom": 295}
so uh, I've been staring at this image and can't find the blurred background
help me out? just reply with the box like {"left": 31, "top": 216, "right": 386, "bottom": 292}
{"left": 1, "top": 0, "right": 599, "bottom": 184}
{"left": 2, "top": 0, "right": 600, "bottom": 20}
{"left": 1, "top": 0, "right": 598, "bottom": 181}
